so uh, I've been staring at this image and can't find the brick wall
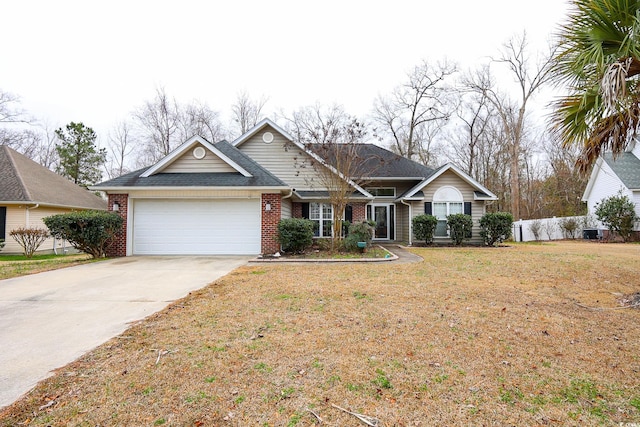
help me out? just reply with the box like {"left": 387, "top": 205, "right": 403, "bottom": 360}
{"left": 351, "top": 202, "right": 367, "bottom": 222}
{"left": 261, "top": 194, "right": 281, "bottom": 254}
{"left": 292, "top": 202, "right": 302, "bottom": 218}
{"left": 107, "top": 194, "right": 128, "bottom": 257}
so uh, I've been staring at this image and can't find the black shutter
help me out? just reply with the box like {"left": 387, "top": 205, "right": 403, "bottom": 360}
{"left": 301, "top": 202, "right": 310, "bottom": 219}
{"left": 464, "top": 202, "right": 472, "bottom": 238}
{"left": 0, "top": 207, "right": 5, "bottom": 239}
{"left": 424, "top": 202, "right": 432, "bottom": 215}
{"left": 345, "top": 205, "right": 353, "bottom": 222}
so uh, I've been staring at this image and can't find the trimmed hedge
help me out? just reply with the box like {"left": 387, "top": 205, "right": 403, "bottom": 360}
{"left": 447, "top": 213, "right": 473, "bottom": 245}
{"left": 277, "top": 218, "right": 315, "bottom": 253}
{"left": 412, "top": 214, "right": 438, "bottom": 245}
{"left": 479, "top": 212, "right": 513, "bottom": 246}
{"left": 43, "top": 210, "right": 123, "bottom": 258}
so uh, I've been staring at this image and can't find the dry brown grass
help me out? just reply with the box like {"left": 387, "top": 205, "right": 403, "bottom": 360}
{"left": 1, "top": 241, "right": 640, "bottom": 426}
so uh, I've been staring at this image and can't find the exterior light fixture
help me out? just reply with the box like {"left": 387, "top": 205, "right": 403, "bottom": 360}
{"left": 265, "top": 202, "right": 271, "bottom": 211}
{"left": 113, "top": 202, "right": 120, "bottom": 212}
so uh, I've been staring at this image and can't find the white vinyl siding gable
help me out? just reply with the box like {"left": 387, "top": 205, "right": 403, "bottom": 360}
{"left": 585, "top": 160, "right": 629, "bottom": 214}
{"left": 411, "top": 170, "right": 485, "bottom": 244}
{"left": 161, "top": 145, "right": 237, "bottom": 173}
{"left": 236, "top": 126, "right": 323, "bottom": 189}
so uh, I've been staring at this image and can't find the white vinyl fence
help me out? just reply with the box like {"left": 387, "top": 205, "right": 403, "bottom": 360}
{"left": 511, "top": 215, "right": 602, "bottom": 242}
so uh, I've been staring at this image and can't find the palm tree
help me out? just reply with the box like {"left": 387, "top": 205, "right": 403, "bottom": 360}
{"left": 551, "top": 0, "right": 640, "bottom": 172}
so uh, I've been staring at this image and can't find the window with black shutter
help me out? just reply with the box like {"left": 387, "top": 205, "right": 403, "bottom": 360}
{"left": 0, "top": 207, "right": 5, "bottom": 241}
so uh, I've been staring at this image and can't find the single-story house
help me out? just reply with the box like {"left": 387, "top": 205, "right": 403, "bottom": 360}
{"left": 0, "top": 145, "right": 107, "bottom": 254}
{"left": 91, "top": 118, "right": 497, "bottom": 256}
{"left": 582, "top": 142, "right": 640, "bottom": 232}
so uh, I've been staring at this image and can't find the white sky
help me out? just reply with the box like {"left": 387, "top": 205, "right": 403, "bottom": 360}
{"left": 1, "top": 0, "right": 571, "bottom": 139}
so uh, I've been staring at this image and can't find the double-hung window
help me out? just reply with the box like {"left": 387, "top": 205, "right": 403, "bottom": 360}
{"left": 432, "top": 186, "right": 464, "bottom": 237}
{"left": 309, "top": 202, "right": 333, "bottom": 237}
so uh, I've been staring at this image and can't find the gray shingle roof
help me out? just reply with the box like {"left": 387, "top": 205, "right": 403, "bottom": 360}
{"left": 0, "top": 145, "right": 107, "bottom": 209}
{"left": 604, "top": 152, "right": 640, "bottom": 189}
{"left": 93, "top": 141, "right": 287, "bottom": 188}
{"left": 310, "top": 143, "right": 436, "bottom": 179}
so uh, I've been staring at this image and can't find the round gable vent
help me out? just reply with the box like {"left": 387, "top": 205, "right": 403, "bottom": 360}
{"left": 262, "top": 132, "right": 274, "bottom": 144}
{"left": 193, "top": 146, "right": 206, "bottom": 159}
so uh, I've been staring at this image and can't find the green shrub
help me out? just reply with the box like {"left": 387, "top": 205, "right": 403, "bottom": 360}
{"left": 43, "top": 210, "right": 123, "bottom": 258}
{"left": 277, "top": 218, "right": 314, "bottom": 253}
{"left": 9, "top": 227, "right": 50, "bottom": 258}
{"left": 595, "top": 192, "right": 638, "bottom": 242}
{"left": 447, "top": 213, "right": 473, "bottom": 245}
{"left": 479, "top": 212, "right": 513, "bottom": 246}
{"left": 412, "top": 214, "right": 438, "bottom": 245}
{"left": 344, "top": 221, "right": 375, "bottom": 251}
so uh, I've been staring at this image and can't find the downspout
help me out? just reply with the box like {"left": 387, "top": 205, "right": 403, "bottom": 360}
{"left": 400, "top": 199, "right": 412, "bottom": 246}
{"left": 25, "top": 203, "right": 39, "bottom": 227}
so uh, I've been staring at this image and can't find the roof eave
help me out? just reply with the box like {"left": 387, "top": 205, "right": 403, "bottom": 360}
{"left": 360, "top": 176, "right": 427, "bottom": 181}
{"left": 89, "top": 185, "right": 291, "bottom": 192}
{"left": 0, "top": 200, "right": 106, "bottom": 210}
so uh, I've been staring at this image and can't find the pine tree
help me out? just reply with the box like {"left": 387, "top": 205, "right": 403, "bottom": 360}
{"left": 55, "top": 122, "right": 106, "bottom": 187}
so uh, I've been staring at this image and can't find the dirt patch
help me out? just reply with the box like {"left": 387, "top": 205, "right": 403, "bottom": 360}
{"left": 1, "top": 241, "right": 640, "bottom": 425}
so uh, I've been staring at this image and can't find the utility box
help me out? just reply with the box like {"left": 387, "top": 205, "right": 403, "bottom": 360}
{"left": 582, "top": 228, "right": 600, "bottom": 240}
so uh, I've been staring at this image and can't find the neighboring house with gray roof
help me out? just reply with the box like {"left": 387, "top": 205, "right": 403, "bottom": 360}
{"left": 0, "top": 145, "right": 107, "bottom": 254}
{"left": 583, "top": 143, "right": 640, "bottom": 230}
{"left": 92, "top": 118, "right": 497, "bottom": 256}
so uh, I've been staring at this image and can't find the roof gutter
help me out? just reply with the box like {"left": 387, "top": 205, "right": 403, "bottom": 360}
{"left": 282, "top": 188, "right": 294, "bottom": 199}
{"left": 88, "top": 185, "right": 291, "bottom": 192}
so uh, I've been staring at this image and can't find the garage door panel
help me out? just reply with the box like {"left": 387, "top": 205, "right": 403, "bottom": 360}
{"left": 133, "top": 199, "right": 260, "bottom": 255}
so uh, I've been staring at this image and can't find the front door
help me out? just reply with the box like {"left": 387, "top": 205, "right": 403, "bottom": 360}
{"left": 368, "top": 204, "right": 395, "bottom": 240}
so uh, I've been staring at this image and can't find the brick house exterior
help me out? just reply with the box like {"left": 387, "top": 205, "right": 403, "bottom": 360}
{"left": 92, "top": 118, "right": 497, "bottom": 255}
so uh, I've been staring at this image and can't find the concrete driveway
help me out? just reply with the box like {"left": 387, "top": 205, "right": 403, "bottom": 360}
{"left": 0, "top": 255, "right": 250, "bottom": 409}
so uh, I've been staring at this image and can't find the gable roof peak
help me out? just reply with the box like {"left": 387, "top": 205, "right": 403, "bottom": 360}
{"left": 140, "top": 135, "right": 252, "bottom": 178}
{"left": 232, "top": 118, "right": 296, "bottom": 147}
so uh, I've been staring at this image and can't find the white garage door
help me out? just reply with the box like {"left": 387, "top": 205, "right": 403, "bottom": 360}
{"left": 133, "top": 199, "right": 261, "bottom": 255}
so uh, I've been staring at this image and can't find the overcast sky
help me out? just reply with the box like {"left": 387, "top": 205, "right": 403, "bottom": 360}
{"left": 2, "top": 1, "right": 571, "bottom": 139}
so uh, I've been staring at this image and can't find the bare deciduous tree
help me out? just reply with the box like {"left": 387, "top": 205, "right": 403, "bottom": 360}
{"left": 132, "top": 87, "right": 226, "bottom": 165}
{"left": 106, "top": 121, "right": 136, "bottom": 178}
{"left": 180, "top": 101, "right": 226, "bottom": 143}
{"left": 231, "top": 91, "right": 268, "bottom": 138}
{"left": 372, "top": 60, "right": 457, "bottom": 165}
{"left": 464, "top": 34, "right": 554, "bottom": 219}
{"left": 133, "top": 87, "right": 181, "bottom": 164}
{"left": 0, "top": 89, "right": 28, "bottom": 124}
{"left": 282, "top": 104, "right": 378, "bottom": 248}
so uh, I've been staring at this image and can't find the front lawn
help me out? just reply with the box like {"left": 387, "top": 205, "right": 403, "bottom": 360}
{"left": 0, "top": 253, "right": 93, "bottom": 280}
{"left": 1, "top": 241, "right": 639, "bottom": 425}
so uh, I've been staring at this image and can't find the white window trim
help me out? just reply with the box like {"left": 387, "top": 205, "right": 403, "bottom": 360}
{"left": 433, "top": 186, "right": 464, "bottom": 238}
{"left": 310, "top": 202, "right": 333, "bottom": 238}
{"left": 366, "top": 187, "right": 396, "bottom": 198}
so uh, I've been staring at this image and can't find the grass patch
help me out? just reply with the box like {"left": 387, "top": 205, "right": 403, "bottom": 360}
{"left": 2, "top": 241, "right": 640, "bottom": 425}
{"left": 0, "top": 253, "right": 94, "bottom": 280}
